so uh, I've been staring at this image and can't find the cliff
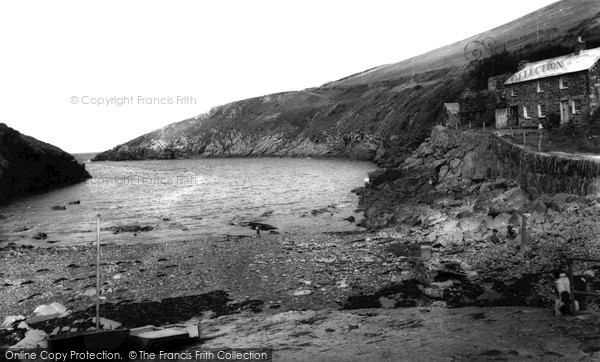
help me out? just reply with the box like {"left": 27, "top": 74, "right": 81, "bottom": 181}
{"left": 0, "top": 123, "right": 92, "bottom": 204}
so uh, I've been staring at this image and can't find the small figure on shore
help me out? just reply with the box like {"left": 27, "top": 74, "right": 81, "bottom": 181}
{"left": 255, "top": 225, "right": 261, "bottom": 237}
{"left": 554, "top": 271, "right": 578, "bottom": 316}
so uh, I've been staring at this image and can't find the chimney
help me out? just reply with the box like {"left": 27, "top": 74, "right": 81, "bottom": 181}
{"left": 518, "top": 60, "right": 530, "bottom": 71}
{"left": 575, "top": 36, "right": 586, "bottom": 55}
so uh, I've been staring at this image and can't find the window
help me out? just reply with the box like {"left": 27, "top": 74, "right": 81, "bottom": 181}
{"left": 510, "top": 88, "right": 517, "bottom": 97}
{"left": 572, "top": 99, "right": 582, "bottom": 114}
{"left": 523, "top": 105, "right": 531, "bottom": 119}
{"left": 538, "top": 104, "right": 547, "bottom": 118}
{"left": 536, "top": 81, "right": 543, "bottom": 93}
{"left": 559, "top": 76, "right": 568, "bottom": 89}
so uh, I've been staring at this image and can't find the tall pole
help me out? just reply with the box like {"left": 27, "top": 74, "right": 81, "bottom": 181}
{"left": 96, "top": 214, "right": 101, "bottom": 331}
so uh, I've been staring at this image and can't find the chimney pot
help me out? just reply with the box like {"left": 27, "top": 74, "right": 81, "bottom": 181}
{"left": 518, "top": 60, "right": 530, "bottom": 71}
{"left": 575, "top": 37, "right": 586, "bottom": 54}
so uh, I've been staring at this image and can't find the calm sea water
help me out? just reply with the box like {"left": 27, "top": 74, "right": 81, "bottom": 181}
{"left": 0, "top": 158, "right": 375, "bottom": 246}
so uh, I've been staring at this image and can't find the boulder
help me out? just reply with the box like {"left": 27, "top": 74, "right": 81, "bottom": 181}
{"left": 107, "top": 225, "right": 154, "bottom": 234}
{"left": 451, "top": 231, "right": 464, "bottom": 243}
{"left": 32, "top": 232, "right": 47, "bottom": 240}
{"left": 248, "top": 222, "right": 277, "bottom": 231}
{"left": 531, "top": 200, "right": 547, "bottom": 214}
{"left": 438, "top": 166, "right": 450, "bottom": 179}
{"left": 429, "top": 125, "right": 449, "bottom": 149}
{"left": 458, "top": 216, "right": 483, "bottom": 232}
{"left": 492, "top": 213, "right": 511, "bottom": 231}
{"left": 508, "top": 213, "right": 522, "bottom": 226}
{"left": 1, "top": 315, "right": 25, "bottom": 329}
{"left": 368, "top": 168, "right": 402, "bottom": 187}
{"left": 10, "top": 329, "right": 47, "bottom": 349}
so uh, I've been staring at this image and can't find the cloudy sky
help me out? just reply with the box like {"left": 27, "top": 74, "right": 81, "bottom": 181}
{"left": 0, "top": 0, "right": 558, "bottom": 153}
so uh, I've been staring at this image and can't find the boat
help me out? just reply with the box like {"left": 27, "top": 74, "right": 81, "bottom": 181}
{"left": 128, "top": 324, "right": 198, "bottom": 350}
{"left": 48, "top": 214, "right": 130, "bottom": 354}
{"left": 48, "top": 329, "right": 130, "bottom": 353}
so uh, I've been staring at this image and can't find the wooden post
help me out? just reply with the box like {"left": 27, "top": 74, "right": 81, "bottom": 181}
{"left": 521, "top": 214, "right": 528, "bottom": 248}
{"left": 96, "top": 214, "right": 101, "bottom": 331}
{"left": 567, "top": 258, "right": 576, "bottom": 315}
{"left": 538, "top": 131, "right": 542, "bottom": 151}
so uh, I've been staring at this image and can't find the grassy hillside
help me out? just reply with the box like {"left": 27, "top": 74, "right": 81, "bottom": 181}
{"left": 329, "top": 0, "right": 600, "bottom": 87}
{"left": 93, "top": 0, "right": 600, "bottom": 166}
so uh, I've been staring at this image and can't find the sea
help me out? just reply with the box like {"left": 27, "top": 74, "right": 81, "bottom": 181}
{"left": 0, "top": 157, "right": 376, "bottom": 246}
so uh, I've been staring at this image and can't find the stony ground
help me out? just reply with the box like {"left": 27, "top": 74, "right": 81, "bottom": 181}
{"left": 3, "top": 227, "right": 600, "bottom": 359}
{"left": 197, "top": 306, "right": 600, "bottom": 361}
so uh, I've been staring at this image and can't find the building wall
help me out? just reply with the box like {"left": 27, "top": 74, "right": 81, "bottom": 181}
{"left": 590, "top": 62, "right": 600, "bottom": 116}
{"left": 459, "top": 90, "right": 506, "bottom": 128}
{"left": 445, "top": 112, "right": 460, "bottom": 128}
{"left": 505, "top": 70, "right": 591, "bottom": 127}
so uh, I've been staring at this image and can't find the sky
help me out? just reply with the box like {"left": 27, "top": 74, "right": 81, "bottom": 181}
{"left": 0, "top": 0, "right": 559, "bottom": 153}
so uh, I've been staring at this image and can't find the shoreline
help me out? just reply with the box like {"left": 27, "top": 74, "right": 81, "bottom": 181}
{"left": 3, "top": 229, "right": 600, "bottom": 358}
{"left": 0, "top": 231, "right": 375, "bottom": 320}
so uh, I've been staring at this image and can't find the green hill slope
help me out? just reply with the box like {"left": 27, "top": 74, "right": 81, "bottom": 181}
{"left": 93, "top": 0, "right": 600, "bottom": 166}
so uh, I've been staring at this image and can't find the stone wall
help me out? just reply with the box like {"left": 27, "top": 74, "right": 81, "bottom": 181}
{"left": 590, "top": 62, "right": 600, "bottom": 114}
{"left": 491, "top": 135, "right": 600, "bottom": 195}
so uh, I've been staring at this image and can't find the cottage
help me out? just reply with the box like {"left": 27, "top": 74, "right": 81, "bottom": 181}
{"left": 503, "top": 39, "right": 600, "bottom": 128}
{"left": 443, "top": 103, "right": 460, "bottom": 128}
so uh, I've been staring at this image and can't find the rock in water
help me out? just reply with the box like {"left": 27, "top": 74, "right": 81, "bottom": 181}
{"left": 248, "top": 222, "right": 277, "bottom": 231}
{"left": 0, "top": 123, "right": 91, "bottom": 204}
{"left": 107, "top": 225, "right": 154, "bottom": 234}
{"left": 32, "top": 232, "right": 48, "bottom": 240}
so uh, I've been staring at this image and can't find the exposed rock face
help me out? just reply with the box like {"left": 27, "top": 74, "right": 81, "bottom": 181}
{"left": 0, "top": 123, "right": 91, "bottom": 204}
{"left": 92, "top": 78, "right": 468, "bottom": 164}
{"left": 357, "top": 127, "right": 504, "bottom": 231}
{"left": 357, "top": 126, "right": 600, "bottom": 241}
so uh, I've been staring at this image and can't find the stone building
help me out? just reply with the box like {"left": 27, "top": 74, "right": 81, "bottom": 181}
{"left": 443, "top": 103, "right": 460, "bottom": 128}
{"left": 458, "top": 89, "right": 505, "bottom": 128}
{"left": 503, "top": 40, "right": 600, "bottom": 128}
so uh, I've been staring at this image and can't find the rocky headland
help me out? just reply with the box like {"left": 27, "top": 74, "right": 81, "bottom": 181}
{"left": 0, "top": 123, "right": 91, "bottom": 205}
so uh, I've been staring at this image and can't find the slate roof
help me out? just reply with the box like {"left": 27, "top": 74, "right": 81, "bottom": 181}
{"left": 504, "top": 47, "right": 600, "bottom": 85}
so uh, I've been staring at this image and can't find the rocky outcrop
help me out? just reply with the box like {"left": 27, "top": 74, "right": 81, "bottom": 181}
{"left": 357, "top": 126, "right": 504, "bottom": 231}
{"left": 0, "top": 123, "right": 91, "bottom": 204}
{"left": 357, "top": 126, "right": 600, "bottom": 233}
{"left": 92, "top": 77, "right": 468, "bottom": 165}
